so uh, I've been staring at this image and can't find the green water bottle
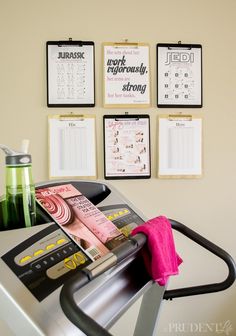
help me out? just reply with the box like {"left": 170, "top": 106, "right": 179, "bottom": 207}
{"left": 0, "top": 141, "right": 36, "bottom": 230}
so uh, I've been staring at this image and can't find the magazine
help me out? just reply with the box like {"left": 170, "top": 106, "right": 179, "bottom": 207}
{"left": 36, "top": 184, "right": 127, "bottom": 261}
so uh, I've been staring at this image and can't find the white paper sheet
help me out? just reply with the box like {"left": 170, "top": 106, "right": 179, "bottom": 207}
{"left": 158, "top": 116, "right": 202, "bottom": 177}
{"left": 48, "top": 116, "right": 96, "bottom": 178}
{"left": 103, "top": 44, "right": 150, "bottom": 107}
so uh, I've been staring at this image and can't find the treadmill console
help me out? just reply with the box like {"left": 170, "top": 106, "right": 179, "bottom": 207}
{"left": 1, "top": 202, "right": 144, "bottom": 301}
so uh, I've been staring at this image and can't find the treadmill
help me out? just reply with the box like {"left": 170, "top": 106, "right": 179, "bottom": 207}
{"left": 0, "top": 180, "right": 235, "bottom": 336}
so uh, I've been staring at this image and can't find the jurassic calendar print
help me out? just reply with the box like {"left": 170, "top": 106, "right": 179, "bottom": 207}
{"left": 46, "top": 41, "right": 95, "bottom": 107}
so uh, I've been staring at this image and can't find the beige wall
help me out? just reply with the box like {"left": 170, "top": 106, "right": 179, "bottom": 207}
{"left": 0, "top": 0, "right": 235, "bottom": 335}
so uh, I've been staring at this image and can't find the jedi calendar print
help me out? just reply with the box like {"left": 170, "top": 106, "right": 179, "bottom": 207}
{"left": 157, "top": 43, "right": 202, "bottom": 108}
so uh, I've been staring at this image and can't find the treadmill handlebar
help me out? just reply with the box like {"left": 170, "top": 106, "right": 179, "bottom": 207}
{"left": 60, "top": 271, "right": 113, "bottom": 336}
{"left": 59, "top": 220, "right": 236, "bottom": 336}
{"left": 164, "top": 219, "right": 236, "bottom": 300}
{"left": 59, "top": 233, "right": 146, "bottom": 336}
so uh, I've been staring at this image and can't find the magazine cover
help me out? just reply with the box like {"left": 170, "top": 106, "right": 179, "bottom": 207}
{"left": 36, "top": 184, "right": 127, "bottom": 260}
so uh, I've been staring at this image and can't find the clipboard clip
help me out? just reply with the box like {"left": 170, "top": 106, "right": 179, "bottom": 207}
{"left": 114, "top": 39, "right": 139, "bottom": 48}
{"left": 59, "top": 112, "right": 85, "bottom": 121}
{"left": 115, "top": 117, "right": 139, "bottom": 121}
{"left": 168, "top": 41, "right": 191, "bottom": 50}
{"left": 168, "top": 113, "right": 192, "bottom": 121}
{"left": 115, "top": 113, "right": 139, "bottom": 121}
{"left": 58, "top": 38, "right": 84, "bottom": 47}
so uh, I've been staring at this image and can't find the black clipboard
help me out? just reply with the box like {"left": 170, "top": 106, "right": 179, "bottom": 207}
{"left": 103, "top": 114, "right": 151, "bottom": 179}
{"left": 46, "top": 40, "right": 95, "bottom": 107}
{"left": 157, "top": 43, "right": 202, "bottom": 108}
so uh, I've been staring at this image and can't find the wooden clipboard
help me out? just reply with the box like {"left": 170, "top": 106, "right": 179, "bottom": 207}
{"left": 158, "top": 114, "right": 203, "bottom": 178}
{"left": 48, "top": 114, "right": 97, "bottom": 179}
{"left": 46, "top": 40, "right": 95, "bottom": 107}
{"left": 103, "top": 114, "right": 151, "bottom": 179}
{"left": 103, "top": 42, "right": 151, "bottom": 108}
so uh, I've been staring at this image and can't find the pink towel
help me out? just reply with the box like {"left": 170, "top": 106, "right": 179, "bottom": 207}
{"left": 131, "top": 216, "right": 183, "bottom": 286}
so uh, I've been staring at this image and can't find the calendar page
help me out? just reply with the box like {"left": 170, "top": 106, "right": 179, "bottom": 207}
{"left": 157, "top": 44, "right": 202, "bottom": 107}
{"left": 48, "top": 115, "right": 96, "bottom": 178}
{"left": 47, "top": 41, "right": 95, "bottom": 107}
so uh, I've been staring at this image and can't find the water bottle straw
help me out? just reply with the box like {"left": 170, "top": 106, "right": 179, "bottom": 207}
{"left": 21, "top": 139, "right": 29, "bottom": 154}
{"left": 22, "top": 169, "right": 31, "bottom": 228}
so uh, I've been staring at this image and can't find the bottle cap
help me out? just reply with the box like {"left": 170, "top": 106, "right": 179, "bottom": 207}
{"left": 0, "top": 141, "right": 32, "bottom": 166}
{"left": 5, "top": 154, "right": 32, "bottom": 166}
